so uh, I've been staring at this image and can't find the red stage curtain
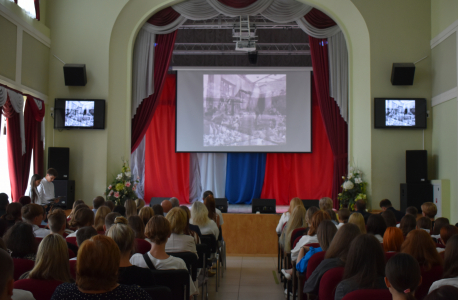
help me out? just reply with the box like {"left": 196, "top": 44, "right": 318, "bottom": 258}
{"left": 131, "top": 32, "right": 177, "bottom": 152}
{"left": 34, "top": 0, "right": 40, "bottom": 20}
{"left": 218, "top": 0, "right": 258, "bottom": 8}
{"left": 261, "top": 79, "right": 334, "bottom": 205}
{"left": 304, "top": 8, "right": 337, "bottom": 28}
{"left": 144, "top": 75, "right": 190, "bottom": 204}
{"left": 147, "top": 7, "right": 181, "bottom": 26}
{"left": 3, "top": 97, "right": 23, "bottom": 202}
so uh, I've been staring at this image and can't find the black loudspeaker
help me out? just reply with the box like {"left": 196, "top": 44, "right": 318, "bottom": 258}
{"left": 63, "top": 64, "right": 87, "bottom": 86}
{"left": 302, "top": 199, "right": 319, "bottom": 209}
{"left": 406, "top": 150, "right": 428, "bottom": 183}
{"left": 53, "top": 180, "right": 75, "bottom": 209}
{"left": 252, "top": 198, "right": 276, "bottom": 214}
{"left": 400, "top": 183, "right": 433, "bottom": 213}
{"left": 149, "top": 197, "right": 170, "bottom": 207}
{"left": 248, "top": 51, "right": 258, "bottom": 65}
{"left": 215, "top": 198, "right": 228, "bottom": 213}
{"left": 391, "top": 63, "right": 415, "bottom": 85}
{"left": 47, "top": 147, "right": 69, "bottom": 180}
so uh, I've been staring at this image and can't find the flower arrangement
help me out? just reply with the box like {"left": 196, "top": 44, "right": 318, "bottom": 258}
{"left": 105, "top": 160, "right": 138, "bottom": 206}
{"left": 338, "top": 167, "right": 367, "bottom": 210}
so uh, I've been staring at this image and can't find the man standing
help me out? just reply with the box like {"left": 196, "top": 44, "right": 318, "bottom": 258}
{"left": 37, "top": 168, "right": 59, "bottom": 205}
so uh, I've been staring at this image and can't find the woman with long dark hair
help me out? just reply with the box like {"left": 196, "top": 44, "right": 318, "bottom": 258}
{"left": 27, "top": 174, "right": 42, "bottom": 204}
{"left": 385, "top": 253, "right": 422, "bottom": 300}
{"left": 429, "top": 235, "right": 458, "bottom": 293}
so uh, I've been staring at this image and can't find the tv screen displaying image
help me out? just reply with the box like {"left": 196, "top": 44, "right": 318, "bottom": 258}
{"left": 54, "top": 99, "right": 105, "bottom": 129}
{"left": 374, "top": 98, "right": 426, "bottom": 129}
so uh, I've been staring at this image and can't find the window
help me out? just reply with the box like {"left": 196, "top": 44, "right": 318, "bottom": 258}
{"left": 8, "top": 0, "right": 38, "bottom": 20}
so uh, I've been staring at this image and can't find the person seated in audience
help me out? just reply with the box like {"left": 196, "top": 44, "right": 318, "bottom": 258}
{"left": 354, "top": 199, "right": 371, "bottom": 223}
{"left": 104, "top": 212, "right": 121, "bottom": 234}
{"left": 280, "top": 206, "right": 307, "bottom": 253}
{"left": 92, "top": 196, "right": 105, "bottom": 215}
{"left": 152, "top": 204, "right": 164, "bottom": 217}
{"left": 382, "top": 210, "right": 398, "bottom": 228}
{"left": 21, "top": 204, "right": 50, "bottom": 238}
{"left": 204, "top": 195, "right": 221, "bottom": 226}
{"left": 3, "top": 222, "right": 37, "bottom": 260}
{"left": 104, "top": 200, "right": 115, "bottom": 211}
{"left": 202, "top": 191, "right": 224, "bottom": 226}
{"left": 422, "top": 202, "right": 438, "bottom": 228}
{"left": 383, "top": 227, "right": 404, "bottom": 252}
{"left": 94, "top": 206, "right": 111, "bottom": 232}
{"left": 113, "top": 205, "right": 126, "bottom": 217}
{"left": 165, "top": 207, "right": 197, "bottom": 256}
{"left": 51, "top": 235, "right": 151, "bottom": 300}
{"left": 18, "top": 196, "right": 31, "bottom": 207}
{"left": 0, "top": 248, "right": 36, "bottom": 300}
{"left": 379, "top": 199, "right": 405, "bottom": 222}
{"left": 190, "top": 202, "right": 219, "bottom": 239}
{"left": 400, "top": 214, "right": 417, "bottom": 237}
{"left": 107, "top": 216, "right": 158, "bottom": 288}
{"left": 128, "top": 216, "right": 146, "bottom": 239}
{"left": 135, "top": 199, "right": 145, "bottom": 213}
{"left": 305, "top": 206, "right": 320, "bottom": 228}
{"left": 75, "top": 227, "right": 98, "bottom": 249}
{"left": 19, "top": 234, "right": 73, "bottom": 282}
{"left": 124, "top": 200, "right": 137, "bottom": 219}
{"left": 439, "top": 225, "right": 458, "bottom": 246}
{"left": 335, "top": 234, "right": 387, "bottom": 300}
{"left": 291, "top": 210, "right": 330, "bottom": 261}
{"left": 169, "top": 197, "right": 180, "bottom": 208}
{"left": 337, "top": 208, "right": 351, "bottom": 229}
{"left": 431, "top": 217, "right": 449, "bottom": 240}
{"left": 417, "top": 216, "right": 433, "bottom": 233}
{"left": 138, "top": 206, "right": 154, "bottom": 227}
{"left": 67, "top": 208, "right": 94, "bottom": 238}
{"left": 367, "top": 214, "right": 387, "bottom": 243}
{"left": 0, "top": 220, "right": 8, "bottom": 237}
{"left": 161, "top": 200, "right": 172, "bottom": 215}
{"left": 429, "top": 235, "right": 458, "bottom": 293}
{"left": 180, "top": 206, "right": 201, "bottom": 243}
{"left": 303, "top": 223, "right": 361, "bottom": 294}
{"left": 426, "top": 286, "right": 458, "bottom": 299}
{"left": 47, "top": 209, "right": 78, "bottom": 255}
{"left": 68, "top": 203, "right": 90, "bottom": 227}
{"left": 401, "top": 229, "right": 443, "bottom": 271}
{"left": 326, "top": 209, "right": 339, "bottom": 226}
{"left": 283, "top": 220, "right": 337, "bottom": 279}
{"left": 0, "top": 193, "right": 9, "bottom": 217}
{"left": 67, "top": 200, "right": 85, "bottom": 222}
{"left": 130, "top": 215, "right": 197, "bottom": 296}
{"left": 348, "top": 212, "right": 367, "bottom": 234}
{"left": 276, "top": 197, "right": 303, "bottom": 234}
{"left": 0, "top": 202, "right": 22, "bottom": 227}
{"left": 319, "top": 197, "right": 333, "bottom": 211}
{"left": 406, "top": 206, "right": 418, "bottom": 216}
{"left": 385, "top": 253, "right": 422, "bottom": 300}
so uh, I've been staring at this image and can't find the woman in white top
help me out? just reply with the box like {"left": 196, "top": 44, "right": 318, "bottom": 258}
{"left": 429, "top": 235, "right": 458, "bottom": 293}
{"left": 26, "top": 174, "right": 42, "bottom": 204}
{"left": 366, "top": 214, "right": 386, "bottom": 243}
{"left": 165, "top": 208, "right": 197, "bottom": 256}
{"left": 130, "top": 215, "right": 197, "bottom": 296}
{"left": 276, "top": 197, "right": 303, "bottom": 234}
{"left": 190, "top": 202, "right": 219, "bottom": 239}
{"left": 291, "top": 210, "right": 330, "bottom": 261}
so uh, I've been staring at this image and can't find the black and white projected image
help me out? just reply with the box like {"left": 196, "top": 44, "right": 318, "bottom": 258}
{"left": 203, "top": 74, "right": 287, "bottom": 146}
{"left": 65, "top": 101, "right": 95, "bottom": 127}
{"left": 385, "top": 100, "right": 416, "bottom": 126}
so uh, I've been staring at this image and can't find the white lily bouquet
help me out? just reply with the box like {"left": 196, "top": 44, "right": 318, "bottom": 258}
{"left": 338, "top": 167, "right": 367, "bottom": 210}
{"left": 105, "top": 160, "right": 138, "bottom": 206}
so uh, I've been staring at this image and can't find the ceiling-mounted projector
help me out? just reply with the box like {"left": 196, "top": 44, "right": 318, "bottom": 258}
{"left": 236, "top": 40, "right": 256, "bottom": 52}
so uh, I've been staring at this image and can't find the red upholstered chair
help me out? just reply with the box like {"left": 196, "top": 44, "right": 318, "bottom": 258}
{"left": 68, "top": 249, "right": 76, "bottom": 259}
{"left": 97, "top": 230, "right": 105, "bottom": 235}
{"left": 35, "top": 237, "right": 43, "bottom": 244}
{"left": 436, "top": 243, "right": 445, "bottom": 249}
{"left": 416, "top": 265, "right": 443, "bottom": 300}
{"left": 306, "top": 251, "right": 326, "bottom": 279}
{"left": 135, "top": 238, "right": 151, "bottom": 254}
{"left": 69, "top": 260, "right": 77, "bottom": 279}
{"left": 14, "top": 279, "right": 63, "bottom": 300}
{"left": 66, "top": 236, "right": 78, "bottom": 247}
{"left": 293, "top": 236, "right": 302, "bottom": 249}
{"left": 384, "top": 252, "right": 396, "bottom": 262}
{"left": 342, "top": 289, "right": 392, "bottom": 300}
{"left": 282, "top": 222, "right": 288, "bottom": 232}
{"left": 13, "top": 258, "right": 35, "bottom": 281}
{"left": 290, "top": 227, "right": 307, "bottom": 248}
{"left": 318, "top": 267, "right": 345, "bottom": 300}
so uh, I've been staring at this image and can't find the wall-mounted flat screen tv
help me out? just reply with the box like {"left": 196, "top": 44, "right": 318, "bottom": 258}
{"left": 374, "top": 98, "right": 427, "bottom": 129}
{"left": 54, "top": 99, "right": 105, "bottom": 129}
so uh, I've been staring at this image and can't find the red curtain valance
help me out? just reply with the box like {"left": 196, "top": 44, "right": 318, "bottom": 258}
{"left": 217, "top": 0, "right": 258, "bottom": 8}
{"left": 305, "top": 8, "right": 337, "bottom": 29}
{"left": 147, "top": 7, "right": 181, "bottom": 26}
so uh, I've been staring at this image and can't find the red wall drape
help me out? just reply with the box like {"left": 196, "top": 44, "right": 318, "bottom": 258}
{"left": 147, "top": 7, "right": 181, "bottom": 26}
{"left": 304, "top": 8, "right": 337, "bottom": 28}
{"left": 144, "top": 75, "right": 190, "bottom": 204}
{"left": 261, "top": 78, "right": 334, "bottom": 205}
{"left": 217, "top": 0, "right": 258, "bottom": 8}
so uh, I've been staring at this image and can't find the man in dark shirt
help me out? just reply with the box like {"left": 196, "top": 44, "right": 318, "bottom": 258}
{"left": 379, "top": 199, "right": 405, "bottom": 223}
{"left": 354, "top": 200, "right": 371, "bottom": 223}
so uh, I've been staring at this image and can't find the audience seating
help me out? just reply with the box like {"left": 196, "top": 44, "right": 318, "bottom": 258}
{"left": 201, "top": 234, "right": 220, "bottom": 291}
{"left": 97, "top": 231, "right": 105, "bottom": 235}
{"left": 384, "top": 252, "right": 396, "bottom": 262}
{"left": 436, "top": 243, "right": 445, "bottom": 248}
{"left": 291, "top": 228, "right": 308, "bottom": 248}
{"left": 196, "top": 243, "right": 210, "bottom": 300}
{"left": 66, "top": 236, "right": 77, "bottom": 247}
{"left": 134, "top": 238, "right": 151, "bottom": 254}
{"left": 317, "top": 267, "right": 345, "bottom": 300}
{"left": 69, "top": 260, "right": 77, "bottom": 279}
{"left": 150, "top": 269, "right": 190, "bottom": 300}
{"left": 416, "top": 265, "right": 443, "bottom": 300}
{"left": 167, "top": 252, "right": 198, "bottom": 282}
{"left": 306, "top": 251, "right": 326, "bottom": 279}
{"left": 12, "top": 258, "right": 35, "bottom": 281}
{"left": 142, "top": 286, "right": 172, "bottom": 299}
{"left": 341, "top": 289, "right": 392, "bottom": 300}
{"left": 68, "top": 249, "right": 76, "bottom": 259}
{"left": 13, "top": 279, "right": 63, "bottom": 300}
{"left": 35, "top": 237, "right": 43, "bottom": 244}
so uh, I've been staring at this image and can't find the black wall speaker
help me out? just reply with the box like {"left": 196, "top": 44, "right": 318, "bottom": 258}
{"left": 391, "top": 63, "right": 415, "bottom": 85}
{"left": 302, "top": 199, "right": 319, "bottom": 209}
{"left": 252, "top": 198, "right": 276, "bottom": 214}
{"left": 53, "top": 180, "right": 75, "bottom": 209}
{"left": 248, "top": 51, "right": 258, "bottom": 65}
{"left": 215, "top": 198, "right": 228, "bottom": 213}
{"left": 63, "top": 64, "right": 87, "bottom": 86}
{"left": 149, "top": 197, "right": 170, "bottom": 207}
{"left": 47, "top": 147, "right": 69, "bottom": 180}
{"left": 406, "top": 150, "right": 428, "bottom": 183}
{"left": 400, "top": 183, "right": 433, "bottom": 213}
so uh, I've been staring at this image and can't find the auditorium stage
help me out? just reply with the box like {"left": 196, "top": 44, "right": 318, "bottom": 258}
{"left": 222, "top": 204, "right": 288, "bottom": 214}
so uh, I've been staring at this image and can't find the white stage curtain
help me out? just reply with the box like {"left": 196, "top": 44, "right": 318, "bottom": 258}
{"left": 261, "top": 0, "right": 312, "bottom": 23}
{"left": 0, "top": 87, "right": 7, "bottom": 107}
{"left": 173, "top": 0, "right": 220, "bottom": 20}
{"left": 206, "top": 0, "right": 274, "bottom": 17}
{"left": 189, "top": 153, "right": 202, "bottom": 203}
{"left": 328, "top": 31, "right": 348, "bottom": 122}
{"left": 7, "top": 89, "right": 25, "bottom": 155}
{"left": 130, "top": 136, "right": 146, "bottom": 200}
{"left": 34, "top": 98, "right": 46, "bottom": 142}
{"left": 197, "top": 153, "right": 227, "bottom": 199}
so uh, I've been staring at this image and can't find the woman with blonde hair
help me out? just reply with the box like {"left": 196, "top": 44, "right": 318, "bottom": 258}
{"left": 319, "top": 197, "right": 333, "bottom": 211}
{"left": 280, "top": 206, "right": 307, "bottom": 253}
{"left": 190, "top": 201, "right": 219, "bottom": 239}
{"left": 165, "top": 207, "right": 197, "bottom": 256}
{"left": 135, "top": 199, "right": 145, "bottom": 213}
{"left": 19, "top": 234, "right": 72, "bottom": 282}
{"left": 94, "top": 206, "right": 111, "bottom": 232}
{"left": 276, "top": 197, "right": 303, "bottom": 234}
{"left": 348, "top": 212, "right": 367, "bottom": 234}
{"left": 124, "top": 199, "right": 137, "bottom": 219}
{"left": 138, "top": 206, "right": 154, "bottom": 227}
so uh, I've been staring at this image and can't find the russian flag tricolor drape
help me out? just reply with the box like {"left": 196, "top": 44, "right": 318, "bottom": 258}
{"left": 144, "top": 75, "right": 333, "bottom": 206}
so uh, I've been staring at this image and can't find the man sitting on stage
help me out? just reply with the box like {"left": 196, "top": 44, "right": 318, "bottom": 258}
{"left": 202, "top": 191, "right": 224, "bottom": 226}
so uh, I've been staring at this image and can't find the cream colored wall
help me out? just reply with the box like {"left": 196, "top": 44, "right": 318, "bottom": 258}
{"left": 45, "top": 0, "right": 128, "bottom": 204}
{"left": 431, "top": 0, "right": 458, "bottom": 38}
{"left": 0, "top": 14, "right": 17, "bottom": 80}
{"left": 21, "top": 32, "right": 49, "bottom": 95}
{"left": 431, "top": 33, "right": 457, "bottom": 97}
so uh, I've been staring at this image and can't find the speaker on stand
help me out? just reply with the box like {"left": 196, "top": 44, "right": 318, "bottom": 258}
{"left": 401, "top": 150, "right": 432, "bottom": 212}
{"left": 252, "top": 199, "right": 276, "bottom": 214}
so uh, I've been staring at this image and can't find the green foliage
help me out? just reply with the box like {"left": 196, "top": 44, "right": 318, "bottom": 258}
{"left": 338, "top": 167, "right": 367, "bottom": 210}
{"left": 105, "top": 159, "right": 138, "bottom": 206}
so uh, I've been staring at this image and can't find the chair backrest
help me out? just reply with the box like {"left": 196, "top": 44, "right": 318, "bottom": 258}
{"left": 69, "top": 260, "right": 77, "bottom": 279}
{"left": 68, "top": 249, "right": 76, "bottom": 259}
{"left": 66, "top": 236, "right": 78, "bottom": 247}
{"left": 306, "top": 251, "right": 326, "bottom": 279}
{"left": 318, "top": 267, "right": 345, "bottom": 300}
{"left": 384, "top": 252, "right": 396, "bottom": 262}
{"left": 143, "top": 286, "right": 172, "bottom": 299}
{"left": 201, "top": 234, "right": 217, "bottom": 253}
{"left": 97, "top": 230, "right": 105, "bottom": 235}
{"left": 293, "top": 236, "right": 302, "bottom": 249}
{"left": 12, "top": 258, "right": 35, "bottom": 281}
{"left": 342, "top": 289, "right": 392, "bottom": 300}
{"left": 167, "top": 252, "right": 198, "bottom": 281}
{"left": 134, "top": 238, "right": 151, "bottom": 254}
{"left": 416, "top": 265, "right": 443, "bottom": 300}
{"left": 35, "top": 237, "right": 43, "bottom": 244}
{"left": 196, "top": 243, "right": 209, "bottom": 270}
{"left": 13, "top": 279, "right": 63, "bottom": 300}
{"left": 282, "top": 222, "right": 288, "bottom": 232}
{"left": 436, "top": 243, "right": 445, "bottom": 249}
{"left": 150, "top": 269, "right": 190, "bottom": 300}
{"left": 290, "top": 227, "right": 307, "bottom": 249}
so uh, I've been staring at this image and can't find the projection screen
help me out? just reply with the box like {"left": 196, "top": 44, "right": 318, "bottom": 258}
{"left": 175, "top": 67, "right": 312, "bottom": 153}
